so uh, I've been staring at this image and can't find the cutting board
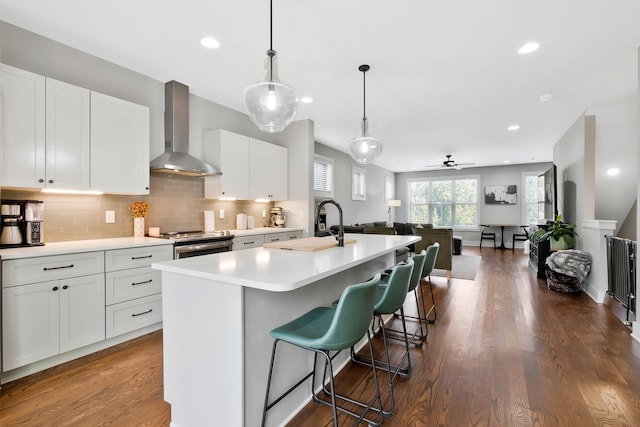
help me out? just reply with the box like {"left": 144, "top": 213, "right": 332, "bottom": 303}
{"left": 263, "top": 236, "right": 356, "bottom": 251}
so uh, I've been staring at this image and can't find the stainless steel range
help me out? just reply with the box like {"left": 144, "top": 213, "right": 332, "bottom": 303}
{"left": 156, "top": 230, "right": 234, "bottom": 259}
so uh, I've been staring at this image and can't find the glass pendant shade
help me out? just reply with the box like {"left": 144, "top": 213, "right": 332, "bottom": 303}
{"left": 349, "top": 118, "right": 382, "bottom": 164}
{"left": 243, "top": 49, "right": 298, "bottom": 133}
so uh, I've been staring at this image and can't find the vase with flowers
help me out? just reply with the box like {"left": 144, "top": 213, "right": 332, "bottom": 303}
{"left": 129, "top": 201, "right": 150, "bottom": 238}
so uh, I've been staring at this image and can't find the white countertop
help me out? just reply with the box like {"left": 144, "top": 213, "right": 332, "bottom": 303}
{"left": 152, "top": 233, "right": 419, "bottom": 292}
{"left": 0, "top": 237, "right": 173, "bottom": 259}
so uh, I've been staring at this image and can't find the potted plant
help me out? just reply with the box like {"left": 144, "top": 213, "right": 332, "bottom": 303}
{"left": 530, "top": 214, "right": 576, "bottom": 250}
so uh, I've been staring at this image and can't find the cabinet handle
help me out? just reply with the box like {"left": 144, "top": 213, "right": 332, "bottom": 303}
{"left": 132, "top": 279, "right": 153, "bottom": 286}
{"left": 48, "top": 179, "right": 54, "bottom": 184}
{"left": 52, "top": 286, "right": 58, "bottom": 291}
{"left": 62, "top": 285, "right": 68, "bottom": 290}
{"left": 244, "top": 241, "right": 255, "bottom": 245}
{"left": 131, "top": 255, "right": 153, "bottom": 260}
{"left": 132, "top": 309, "right": 152, "bottom": 317}
{"left": 39, "top": 178, "right": 45, "bottom": 183}
{"left": 44, "top": 264, "right": 74, "bottom": 271}
{"left": 271, "top": 238, "right": 280, "bottom": 242}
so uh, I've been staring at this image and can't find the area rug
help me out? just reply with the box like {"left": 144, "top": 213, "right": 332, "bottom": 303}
{"left": 431, "top": 255, "right": 481, "bottom": 280}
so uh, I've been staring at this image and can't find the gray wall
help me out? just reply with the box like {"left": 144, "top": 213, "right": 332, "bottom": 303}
{"left": 395, "top": 162, "right": 552, "bottom": 246}
{"left": 314, "top": 143, "right": 394, "bottom": 227}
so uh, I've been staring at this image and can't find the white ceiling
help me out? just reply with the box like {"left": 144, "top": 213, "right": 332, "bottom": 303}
{"left": 2, "top": 0, "right": 639, "bottom": 172}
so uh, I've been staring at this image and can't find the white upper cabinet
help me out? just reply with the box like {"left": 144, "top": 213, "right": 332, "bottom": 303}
{"left": 90, "top": 91, "right": 150, "bottom": 194}
{"left": 204, "top": 129, "right": 251, "bottom": 199}
{"left": 1, "top": 64, "right": 46, "bottom": 188}
{"left": 249, "top": 139, "right": 287, "bottom": 200}
{"left": 1, "top": 63, "right": 150, "bottom": 194}
{"left": 204, "top": 129, "right": 288, "bottom": 201}
{"left": 45, "top": 77, "right": 91, "bottom": 190}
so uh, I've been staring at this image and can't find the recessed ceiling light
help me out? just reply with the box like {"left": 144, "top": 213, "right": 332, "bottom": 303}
{"left": 539, "top": 93, "right": 553, "bottom": 102}
{"left": 300, "top": 96, "right": 313, "bottom": 103}
{"left": 606, "top": 167, "right": 620, "bottom": 176}
{"left": 518, "top": 42, "right": 540, "bottom": 54}
{"left": 200, "top": 37, "right": 220, "bottom": 49}
{"left": 507, "top": 125, "right": 520, "bottom": 131}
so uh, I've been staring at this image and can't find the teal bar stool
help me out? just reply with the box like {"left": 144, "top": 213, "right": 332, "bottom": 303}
{"left": 381, "top": 250, "right": 428, "bottom": 346}
{"left": 261, "top": 274, "right": 383, "bottom": 427}
{"left": 420, "top": 243, "right": 440, "bottom": 324}
{"left": 350, "top": 258, "right": 414, "bottom": 418}
{"left": 403, "top": 243, "right": 440, "bottom": 330}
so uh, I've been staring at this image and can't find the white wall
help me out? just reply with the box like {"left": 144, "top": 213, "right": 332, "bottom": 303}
{"left": 587, "top": 101, "right": 638, "bottom": 236}
{"left": 314, "top": 143, "right": 394, "bottom": 227}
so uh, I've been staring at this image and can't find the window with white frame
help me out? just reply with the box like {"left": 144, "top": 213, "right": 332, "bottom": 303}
{"left": 352, "top": 166, "right": 366, "bottom": 201}
{"left": 523, "top": 171, "right": 544, "bottom": 224}
{"left": 385, "top": 176, "right": 394, "bottom": 201}
{"left": 313, "top": 155, "right": 334, "bottom": 198}
{"left": 408, "top": 176, "right": 479, "bottom": 228}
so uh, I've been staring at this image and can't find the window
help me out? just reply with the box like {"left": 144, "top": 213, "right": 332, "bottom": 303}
{"left": 385, "top": 176, "right": 394, "bottom": 201}
{"left": 352, "top": 166, "right": 366, "bottom": 201}
{"left": 523, "top": 171, "right": 544, "bottom": 224}
{"left": 408, "top": 176, "right": 479, "bottom": 228}
{"left": 313, "top": 155, "right": 334, "bottom": 198}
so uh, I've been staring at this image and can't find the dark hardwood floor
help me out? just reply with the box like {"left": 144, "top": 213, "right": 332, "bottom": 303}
{"left": 1, "top": 247, "right": 639, "bottom": 426}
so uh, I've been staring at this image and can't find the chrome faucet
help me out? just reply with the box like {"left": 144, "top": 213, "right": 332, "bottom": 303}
{"left": 316, "top": 200, "right": 344, "bottom": 247}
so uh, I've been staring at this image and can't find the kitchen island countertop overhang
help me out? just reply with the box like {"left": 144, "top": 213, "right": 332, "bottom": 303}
{"left": 151, "top": 233, "right": 420, "bottom": 292}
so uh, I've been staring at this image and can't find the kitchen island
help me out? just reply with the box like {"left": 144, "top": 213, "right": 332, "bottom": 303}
{"left": 152, "top": 233, "right": 419, "bottom": 427}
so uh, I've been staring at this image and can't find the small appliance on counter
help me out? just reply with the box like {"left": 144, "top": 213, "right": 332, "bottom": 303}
{"left": 0, "top": 200, "right": 45, "bottom": 247}
{"left": 270, "top": 207, "right": 286, "bottom": 228}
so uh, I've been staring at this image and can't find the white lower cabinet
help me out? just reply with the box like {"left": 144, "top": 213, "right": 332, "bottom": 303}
{"left": 104, "top": 246, "right": 172, "bottom": 339}
{"left": 232, "top": 234, "right": 265, "bottom": 250}
{"left": 2, "top": 273, "right": 105, "bottom": 371}
{"left": 233, "top": 231, "right": 302, "bottom": 250}
{"left": 264, "top": 231, "right": 302, "bottom": 244}
{"left": 1, "top": 243, "right": 171, "bottom": 379}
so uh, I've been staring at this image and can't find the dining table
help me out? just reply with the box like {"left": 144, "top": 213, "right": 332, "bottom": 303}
{"left": 484, "top": 224, "right": 524, "bottom": 249}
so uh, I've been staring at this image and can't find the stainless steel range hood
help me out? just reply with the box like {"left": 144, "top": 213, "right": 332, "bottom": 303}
{"left": 150, "top": 81, "right": 221, "bottom": 176}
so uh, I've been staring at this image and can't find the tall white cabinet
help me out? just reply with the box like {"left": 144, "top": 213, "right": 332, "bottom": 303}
{"left": 45, "top": 78, "right": 91, "bottom": 190}
{"left": 0, "top": 63, "right": 150, "bottom": 194}
{"left": 90, "top": 92, "right": 150, "bottom": 194}
{"left": 204, "top": 129, "right": 251, "bottom": 199}
{"left": 249, "top": 139, "right": 287, "bottom": 200}
{"left": 0, "top": 64, "right": 46, "bottom": 188}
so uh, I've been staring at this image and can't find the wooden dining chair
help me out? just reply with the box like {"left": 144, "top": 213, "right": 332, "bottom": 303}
{"left": 512, "top": 225, "right": 530, "bottom": 251}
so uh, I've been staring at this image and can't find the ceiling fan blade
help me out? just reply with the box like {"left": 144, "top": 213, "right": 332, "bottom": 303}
{"left": 424, "top": 164, "right": 445, "bottom": 168}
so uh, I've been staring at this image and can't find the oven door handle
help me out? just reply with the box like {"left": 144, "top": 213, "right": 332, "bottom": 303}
{"left": 175, "top": 240, "right": 232, "bottom": 257}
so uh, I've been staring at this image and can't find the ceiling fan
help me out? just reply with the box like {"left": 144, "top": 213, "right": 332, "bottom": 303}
{"left": 425, "top": 154, "right": 475, "bottom": 170}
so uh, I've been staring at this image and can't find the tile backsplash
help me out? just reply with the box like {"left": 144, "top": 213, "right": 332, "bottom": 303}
{"left": 2, "top": 173, "right": 274, "bottom": 242}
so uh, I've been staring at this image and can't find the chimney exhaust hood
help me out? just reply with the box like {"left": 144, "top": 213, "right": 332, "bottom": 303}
{"left": 150, "top": 81, "right": 221, "bottom": 176}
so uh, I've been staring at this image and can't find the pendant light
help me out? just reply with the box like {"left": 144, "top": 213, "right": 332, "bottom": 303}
{"left": 349, "top": 64, "right": 382, "bottom": 164}
{"left": 243, "top": 0, "right": 298, "bottom": 133}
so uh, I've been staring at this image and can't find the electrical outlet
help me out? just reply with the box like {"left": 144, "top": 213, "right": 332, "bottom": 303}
{"left": 262, "top": 209, "right": 266, "bottom": 218}
{"left": 219, "top": 209, "right": 224, "bottom": 219}
{"left": 105, "top": 210, "right": 116, "bottom": 223}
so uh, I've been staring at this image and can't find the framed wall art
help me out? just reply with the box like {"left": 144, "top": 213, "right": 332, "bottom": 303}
{"left": 485, "top": 185, "right": 517, "bottom": 205}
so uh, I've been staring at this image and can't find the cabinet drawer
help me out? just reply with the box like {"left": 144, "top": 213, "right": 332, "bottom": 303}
{"left": 264, "top": 231, "right": 301, "bottom": 244}
{"left": 232, "top": 235, "right": 265, "bottom": 250}
{"left": 105, "top": 245, "right": 173, "bottom": 272}
{"left": 2, "top": 252, "right": 104, "bottom": 287}
{"left": 105, "top": 294, "right": 162, "bottom": 339}
{"left": 105, "top": 266, "right": 162, "bottom": 305}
